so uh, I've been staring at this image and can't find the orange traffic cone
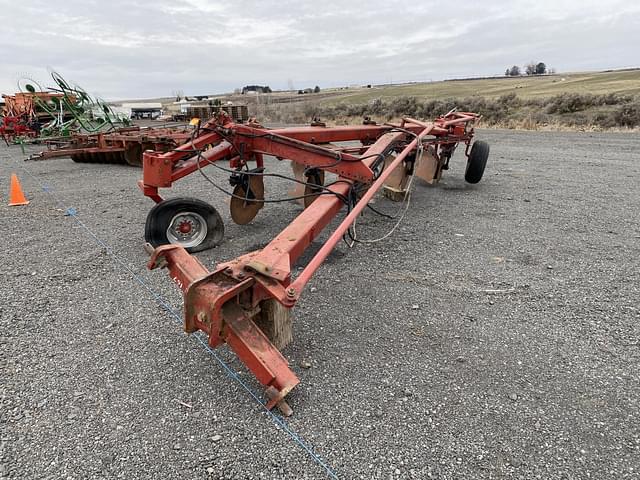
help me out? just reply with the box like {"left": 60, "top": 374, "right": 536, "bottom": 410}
{"left": 8, "top": 173, "right": 29, "bottom": 206}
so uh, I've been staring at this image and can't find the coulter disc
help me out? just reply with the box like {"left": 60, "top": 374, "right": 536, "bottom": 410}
{"left": 230, "top": 175, "right": 265, "bottom": 224}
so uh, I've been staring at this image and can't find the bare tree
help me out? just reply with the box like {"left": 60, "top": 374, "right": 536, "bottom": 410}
{"left": 171, "top": 89, "right": 184, "bottom": 101}
{"left": 525, "top": 62, "right": 537, "bottom": 75}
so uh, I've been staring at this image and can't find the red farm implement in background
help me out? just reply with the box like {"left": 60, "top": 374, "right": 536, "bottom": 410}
{"left": 28, "top": 125, "right": 193, "bottom": 166}
{"left": 0, "top": 116, "right": 37, "bottom": 144}
{"left": 140, "top": 111, "right": 490, "bottom": 414}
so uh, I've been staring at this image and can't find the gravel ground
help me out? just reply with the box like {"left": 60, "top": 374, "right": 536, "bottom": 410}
{"left": 1, "top": 129, "right": 639, "bottom": 479}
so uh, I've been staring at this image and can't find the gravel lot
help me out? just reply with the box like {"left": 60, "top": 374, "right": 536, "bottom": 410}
{"left": 1, "top": 129, "right": 639, "bottom": 479}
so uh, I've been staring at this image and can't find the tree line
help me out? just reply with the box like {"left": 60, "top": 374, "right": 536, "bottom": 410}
{"left": 505, "top": 62, "right": 555, "bottom": 77}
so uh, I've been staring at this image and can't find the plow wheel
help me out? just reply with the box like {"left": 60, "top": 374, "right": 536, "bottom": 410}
{"left": 230, "top": 175, "right": 265, "bottom": 225}
{"left": 145, "top": 197, "right": 224, "bottom": 252}
{"left": 465, "top": 140, "right": 490, "bottom": 184}
{"left": 303, "top": 169, "right": 325, "bottom": 208}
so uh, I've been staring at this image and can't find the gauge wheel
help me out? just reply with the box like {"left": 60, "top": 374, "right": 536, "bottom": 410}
{"left": 464, "top": 140, "right": 490, "bottom": 184}
{"left": 145, "top": 197, "right": 224, "bottom": 252}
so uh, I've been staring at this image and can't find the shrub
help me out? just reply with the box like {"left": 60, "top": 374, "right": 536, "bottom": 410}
{"left": 305, "top": 92, "right": 638, "bottom": 129}
{"left": 593, "top": 112, "right": 618, "bottom": 128}
{"left": 614, "top": 102, "right": 640, "bottom": 127}
{"left": 497, "top": 92, "right": 521, "bottom": 108}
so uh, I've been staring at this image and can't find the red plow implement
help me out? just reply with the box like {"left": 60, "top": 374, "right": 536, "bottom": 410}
{"left": 141, "top": 112, "right": 489, "bottom": 414}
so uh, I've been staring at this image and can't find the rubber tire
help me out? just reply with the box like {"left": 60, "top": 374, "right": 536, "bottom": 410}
{"left": 464, "top": 140, "right": 490, "bottom": 184}
{"left": 145, "top": 197, "right": 224, "bottom": 253}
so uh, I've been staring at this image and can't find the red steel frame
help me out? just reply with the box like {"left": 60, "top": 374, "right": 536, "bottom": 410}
{"left": 142, "top": 112, "right": 480, "bottom": 412}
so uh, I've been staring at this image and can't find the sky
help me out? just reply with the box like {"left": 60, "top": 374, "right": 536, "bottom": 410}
{"left": 0, "top": 0, "right": 638, "bottom": 100}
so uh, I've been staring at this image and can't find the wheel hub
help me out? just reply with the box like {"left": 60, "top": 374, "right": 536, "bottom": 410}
{"left": 166, "top": 212, "right": 208, "bottom": 248}
{"left": 178, "top": 220, "right": 193, "bottom": 234}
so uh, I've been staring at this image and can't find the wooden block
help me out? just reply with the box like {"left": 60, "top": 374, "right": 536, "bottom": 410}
{"left": 254, "top": 299, "right": 293, "bottom": 350}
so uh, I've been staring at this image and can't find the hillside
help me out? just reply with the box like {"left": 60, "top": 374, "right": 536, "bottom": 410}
{"left": 248, "top": 69, "right": 640, "bottom": 130}
{"left": 315, "top": 69, "right": 640, "bottom": 105}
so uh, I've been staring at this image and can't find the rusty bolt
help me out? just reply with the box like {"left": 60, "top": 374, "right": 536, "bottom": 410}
{"left": 197, "top": 311, "right": 210, "bottom": 325}
{"left": 237, "top": 272, "right": 245, "bottom": 279}
{"left": 224, "top": 267, "right": 233, "bottom": 275}
{"left": 286, "top": 287, "right": 296, "bottom": 298}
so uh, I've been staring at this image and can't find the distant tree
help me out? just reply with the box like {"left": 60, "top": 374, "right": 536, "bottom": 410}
{"left": 313, "top": 85, "right": 321, "bottom": 93}
{"left": 536, "top": 62, "right": 547, "bottom": 75}
{"left": 525, "top": 62, "right": 537, "bottom": 75}
{"left": 508, "top": 65, "right": 521, "bottom": 76}
{"left": 505, "top": 68, "right": 510, "bottom": 76}
{"left": 172, "top": 89, "right": 184, "bottom": 101}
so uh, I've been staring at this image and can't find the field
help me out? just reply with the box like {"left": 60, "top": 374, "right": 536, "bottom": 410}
{"left": 314, "top": 69, "right": 640, "bottom": 105}
{"left": 217, "top": 69, "right": 640, "bottom": 129}
{"left": 2, "top": 129, "right": 639, "bottom": 478}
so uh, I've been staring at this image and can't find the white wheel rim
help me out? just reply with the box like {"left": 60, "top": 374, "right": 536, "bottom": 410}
{"left": 166, "top": 211, "right": 208, "bottom": 248}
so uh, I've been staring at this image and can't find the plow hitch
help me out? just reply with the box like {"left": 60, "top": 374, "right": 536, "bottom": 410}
{"left": 146, "top": 243, "right": 299, "bottom": 415}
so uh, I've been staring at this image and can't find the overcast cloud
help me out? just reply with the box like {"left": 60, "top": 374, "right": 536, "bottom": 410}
{"left": 0, "top": 0, "right": 638, "bottom": 99}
